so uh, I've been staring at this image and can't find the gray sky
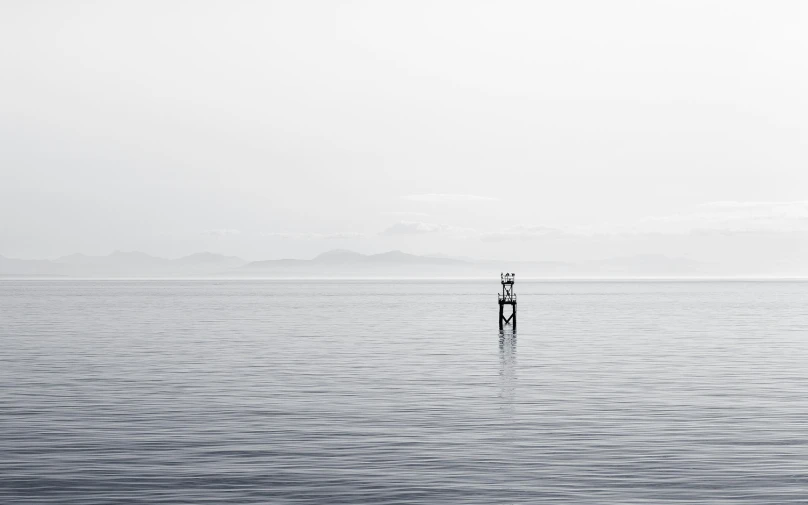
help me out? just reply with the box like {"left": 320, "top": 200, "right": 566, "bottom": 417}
{"left": 1, "top": 1, "right": 806, "bottom": 268}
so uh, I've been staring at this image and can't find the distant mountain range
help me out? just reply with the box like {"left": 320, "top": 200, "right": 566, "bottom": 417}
{"left": 0, "top": 249, "right": 741, "bottom": 278}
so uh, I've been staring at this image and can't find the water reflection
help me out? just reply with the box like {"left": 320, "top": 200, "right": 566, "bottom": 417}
{"left": 498, "top": 330, "right": 517, "bottom": 407}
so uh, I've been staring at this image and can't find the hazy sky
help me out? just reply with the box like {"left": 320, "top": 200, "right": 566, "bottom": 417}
{"left": 1, "top": 1, "right": 806, "bottom": 267}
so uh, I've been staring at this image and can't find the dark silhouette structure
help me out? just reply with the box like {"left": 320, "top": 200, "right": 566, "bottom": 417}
{"left": 498, "top": 272, "right": 516, "bottom": 330}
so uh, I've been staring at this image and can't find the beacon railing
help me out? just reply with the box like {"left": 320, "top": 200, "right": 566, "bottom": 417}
{"left": 498, "top": 293, "right": 517, "bottom": 302}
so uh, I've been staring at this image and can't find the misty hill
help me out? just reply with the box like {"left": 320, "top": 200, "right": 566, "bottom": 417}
{"left": 311, "top": 249, "right": 366, "bottom": 264}
{"left": 240, "top": 249, "right": 468, "bottom": 277}
{"left": 237, "top": 250, "right": 715, "bottom": 278}
{"left": 56, "top": 251, "right": 171, "bottom": 273}
{"left": 0, "top": 249, "right": 745, "bottom": 278}
{"left": 0, "top": 254, "right": 69, "bottom": 277}
{"left": 581, "top": 254, "right": 706, "bottom": 275}
{"left": 174, "top": 252, "right": 247, "bottom": 269}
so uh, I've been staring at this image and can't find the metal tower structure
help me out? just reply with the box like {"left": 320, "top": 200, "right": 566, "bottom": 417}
{"left": 498, "top": 272, "right": 516, "bottom": 330}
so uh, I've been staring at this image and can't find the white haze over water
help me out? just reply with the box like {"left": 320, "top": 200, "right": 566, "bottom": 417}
{"left": 1, "top": 1, "right": 806, "bottom": 273}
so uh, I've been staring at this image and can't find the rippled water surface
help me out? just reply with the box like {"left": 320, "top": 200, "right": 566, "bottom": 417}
{"left": 2, "top": 279, "right": 808, "bottom": 503}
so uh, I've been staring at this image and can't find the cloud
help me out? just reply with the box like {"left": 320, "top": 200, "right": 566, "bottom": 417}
{"left": 381, "top": 221, "right": 444, "bottom": 235}
{"left": 322, "top": 232, "right": 365, "bottom": 240}
{"left": 481, "top": 225, "right": 565, "bottom": 242}
{"left": 634, "top": 201, "right": 808, "bottom": 234}
{"left": 384, "top": 211, "right": 430, "bottom": 217}
{"left": 202, "top": 229, "right": 241, "bottom": 237}
{"left": 699, "top": 201, "right": 808, "bottom": 211}
{"left": 380, "top": 221, "right": 477, "bottom": 238}
{"left": 260, "top": 201, "right": 808, "bottom": 250}
{"left": 472, "top": 201, "right": 808, "bottom": 243}
{"left": 262, "top": 232, "right": 365, "bottom": 240}
{"left": 401, "top": 193, "right": 498, "bottom": 202}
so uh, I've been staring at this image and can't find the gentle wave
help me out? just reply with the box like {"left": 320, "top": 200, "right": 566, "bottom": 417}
{"left": 2, "top": 280, "right": 808, "bottom": 503}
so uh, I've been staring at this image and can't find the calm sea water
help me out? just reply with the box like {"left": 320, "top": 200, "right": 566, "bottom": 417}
{"left": 2, "top": 279, "right": 808, "bottom": 504}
